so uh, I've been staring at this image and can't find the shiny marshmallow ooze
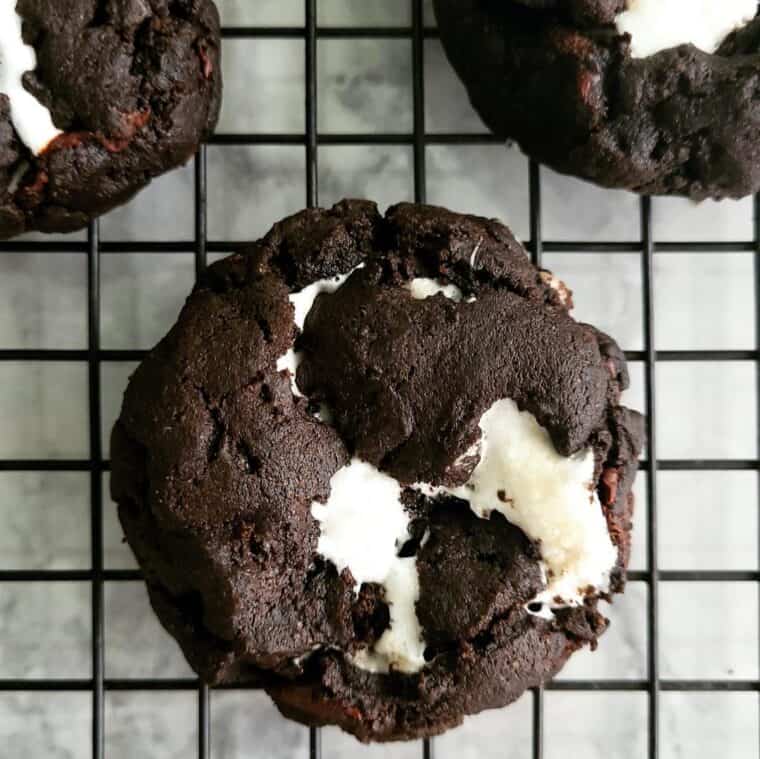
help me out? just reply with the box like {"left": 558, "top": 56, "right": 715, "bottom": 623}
{"left": 288, "top": 273, "right": 618, "bottom": 674}
{"left": 0, "top": 4, "right": 61, "bottom": 155}
{"left": 615, "top": 0, "right": 757, "bottom": 58}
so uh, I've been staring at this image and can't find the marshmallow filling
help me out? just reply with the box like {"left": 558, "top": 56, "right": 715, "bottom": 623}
{"left": 415, "top": 399, "right": 617, "bottom": 614}
{"left": 311, "top": 460, "right": 426, "bottom": 674}
{"left": 278, "top": 270, "right": 472, "bottom": 398}
{"left": 311, "top": 400, "right": 616, "bottom": 674}
{"left": 0, "top": 6, "right": 62, "bottom": 155}
{"left": 615, "top": 0, "right": 758, "bottom": 59}
{"left": 406, "top": 278, "right": 464, "bottom": 302}
{"left": 291, "top": 272, "right": 617, "bottom": 674}
{"left": 276, "top": 266, "right": 364, "bottom": 397}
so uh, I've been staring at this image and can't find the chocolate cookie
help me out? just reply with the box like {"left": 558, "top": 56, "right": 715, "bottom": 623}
{"left": 0, "top": 0, "right": 221, "bottom": 239}
{"left": 433, "top": 0, "right": 760, "bottom": 199}
{"left": 110, "top": 200, "right": 643, "bottom": 742}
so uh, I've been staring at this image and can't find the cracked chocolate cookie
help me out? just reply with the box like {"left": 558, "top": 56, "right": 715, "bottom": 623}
{"left": 433, "top": 0, "right": 760, "bottom": 199}
{"left": 0, "top": 0, "right": 221, "bottom": 239}
{"left": 110, "top": 199, "right": 643, "bottom": 742}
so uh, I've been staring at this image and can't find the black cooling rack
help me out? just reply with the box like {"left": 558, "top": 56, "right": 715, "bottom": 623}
{"left": 1, "top": 1, "right": 759, "bottom": 757}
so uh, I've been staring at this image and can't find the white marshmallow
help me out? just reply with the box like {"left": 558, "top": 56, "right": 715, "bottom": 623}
{"left": 313, "top": 399, "right": 618, "bottom": 674}
{"left": 452, "top": 440, "right": 481, "bottom": 468}
{"left": 289, "top": 269, "right": 359, "bottom": 331}
{"left": 351, "top": 558, "right": 423, "bottom": 674}
{"left": 276, "top": 348, "right": 304, "bottom": 398}
{"left": 276, "top": 265, "right": 364, "bottom": 397}
{"left": 616, "top": 0, "right": 757, "bottom": 58}
{"left": 0, "top": 5, "right": 62, "bottom": 155}
{"left": 311, "top": 459, "right": 426, "bottom": 674}
{"left": 540, "top": 271, "right": 572, "bottom": 308}
{"left": 407, "top": 278, "right": 464, "bottom": 302}
{"left": 416, "top": 399, "right": 617, "bottom": 611}
{"left": 469, "top": 238, "right": 483, "bottom": 269}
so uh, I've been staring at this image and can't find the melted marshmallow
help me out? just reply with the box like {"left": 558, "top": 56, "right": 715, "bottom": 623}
{"left": 0, "top": 6, "right": 62, "bottom": 154}
{"left": 416, "top": 399, "right": 617, "bottom": 610}
{"left": 276, "top": 349, "right": 305, "bottom": 398}
{"left": 469, "top": 238, "right": 483, "bottom": 269}
{"left": 311, "top": 459, "right": 426, "bottom": 674}
{"left": 313, "top": 399, "right": 617, "bottom": 674}
{"left": 352, "top": 558, "right": 422, "bottom": 673}
{"left": 276, "top": 266, "right": 364, "bottom": 397}
{"left": 540, "top": 271, "right": 572, "bottom": 308}
{"left": 616, "top": 0, "right": 757, "bottom": 58}
{"left": 407, "top": 278, "right": 464, "bottom": 302}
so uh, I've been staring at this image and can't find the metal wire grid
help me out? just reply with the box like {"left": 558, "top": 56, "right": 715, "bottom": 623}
{"left": 0, "top": 1, "right": 758, "bottom": 757}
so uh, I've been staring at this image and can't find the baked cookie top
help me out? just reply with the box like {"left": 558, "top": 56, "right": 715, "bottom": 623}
{"left": 0, "top": 0, "right": 221, "bottom": 239}
{"left": 111, "top": 199, "right": 643, "bottom": 741}
{"left": 434, "top": 0, "right": 760, "bottom": 199}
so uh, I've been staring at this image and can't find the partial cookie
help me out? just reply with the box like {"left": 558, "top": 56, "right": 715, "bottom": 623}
{"left": 0, "top": 0, "right": 221, "bottom": 239}
{"left": 433, "top": 0, "right": 760, "bottom": 199}
{"left": 111, "top": 200, "right": 643, "bottom": 742}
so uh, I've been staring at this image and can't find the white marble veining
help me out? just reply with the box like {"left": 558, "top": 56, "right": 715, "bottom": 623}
{"left": 653, "top": 252, "right": 755, "bottom": 350}
{"left": 543, "top": 252, "right": 644, "bottom": 351}
{"left": 0, "top": 693, "right": 91, "bottom": 759}
{"left": 653, "top": 195, "right": 755, "bottom": 243}
{"left": 320, "top": 144, "right": 414, "bottom": 209}
{"left": 220, "top": 40, "right": 305, "bottom": 134}
{"left": 629, "top": 475, "right": 649, "bottom": 572}
{"left": 0, "top": 362, "right": 88, "bottom": 459}
{"left": 660, "top": 582, "right": 758, "bottom": 681}
{"left": 545, "top": 692, "right": 648, "bottom": 759}
{"left": 101, "top": 165, "right": 195, "bottom": 243}
{"left": 427, "top": 144, "right": 531, "bottom": 240}
{"left": 0, "top": 472, "right": 89, "bottom": 569}
{"left": 105, "top": 692, "right": 197, "bottom": 759}
{"left": 656, "top": 361, "right": 757, "bottom": 460}
{"left": 319, "top": 0, "right": 410, "bottom": 26}
{"left": 542, "top": 167, "right": 642, "bottom": 242}
{"left": 436, "top": 695, "right": 533, "bottom": 759}
{"left": 101, "top": 254, "right": 194, "bottom": 348}
{"left": 0, "top": 0, "right": 758, "bottom": 756}
{"left": 208, "top": 145, "right": 306, "bottom": 240}
{"left": 212, "top": 692, "right": 309, "bottom": 759}
{"left": 660, "top": 693, "right": 758, "bottom": 759}
{"left": 323, "top": 726, "right": 422, "bottom": 759}
{"left": 105, "top": 583, "right": 195, "bottom": 680}
{"left": 319, "top": 38, "right": 413, "bottom": 134}
{"left": 0, "top": 583, "right": 90, "bottom": 678}
{"left": 0, "top": 253, "right": 86, "bottom": 348}
{"left": 658, "top": 471, "right": 758, "bottom": 571}
{"left": 425, "top": 40, "right": 486, "bottom": 134}
{"left": 220, "top": 0, "right": 303, "bottom": 26}
{"left": 556, "top": 583, "right": 648, "bottom": 681}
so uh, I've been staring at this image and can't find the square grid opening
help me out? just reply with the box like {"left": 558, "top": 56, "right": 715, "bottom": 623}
{"left": 0, "top": 1, "right": 758, "bottom": 757}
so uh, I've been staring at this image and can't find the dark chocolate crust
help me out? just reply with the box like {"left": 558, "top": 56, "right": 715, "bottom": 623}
{"left": 0, "top": 0, "right": 221, "bottom": 239}
{"left": 433, "top": 0, "right": 760, "bottom": 199}
{"left": 111, "top": 199, "right": 643, "bottom": 742}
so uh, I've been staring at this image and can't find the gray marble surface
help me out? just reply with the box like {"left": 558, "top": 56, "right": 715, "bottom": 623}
{"left": 1, "top": 1, "right": 759, "bottom": 757}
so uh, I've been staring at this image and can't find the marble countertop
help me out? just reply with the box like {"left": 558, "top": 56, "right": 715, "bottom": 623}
{"left": 0, "top": 1, "right": 758, "bottom": 757}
